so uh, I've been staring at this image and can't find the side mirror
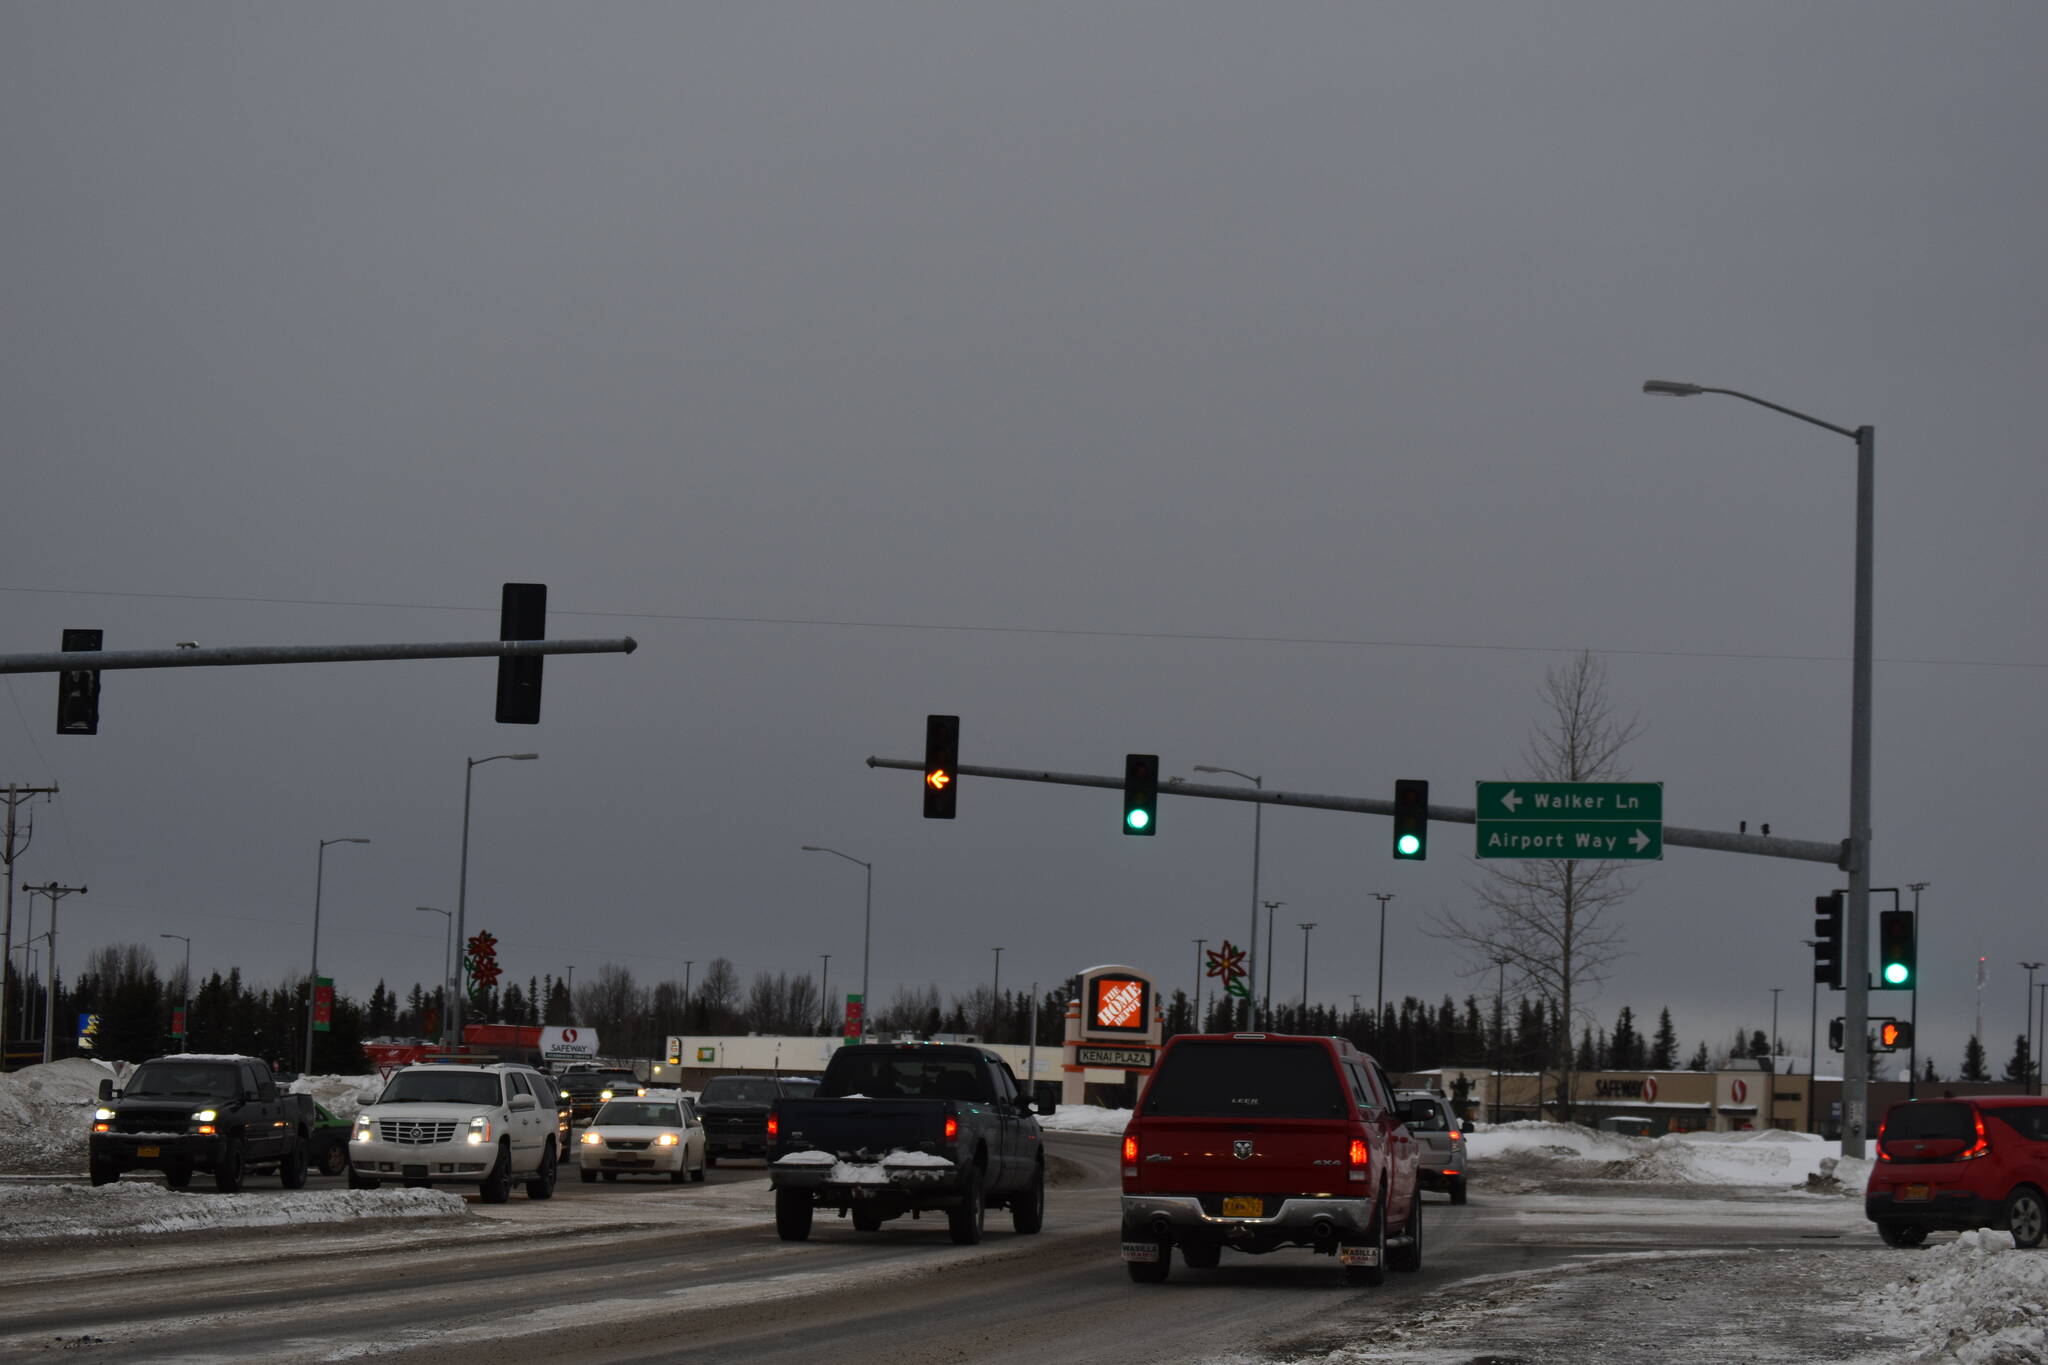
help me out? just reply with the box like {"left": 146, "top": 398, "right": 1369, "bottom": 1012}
{"left": 1404, "top": 1097, "right": 1437, "bottom": 1126}
{"left": 243, "top": 1090, "right": 261, "bottom": 1104}
{"left": 1036, "top": 1097, "right": 1057, "bottom": 1116}
{"left": 1461, "top": 1119, "right": 1474, "bottom": 1134}
{"left": 510, "top": 1093, "right": 537, "bottom": 1111}
{"left": 97, "top": 1079, "right": 113, "bottom": 1102}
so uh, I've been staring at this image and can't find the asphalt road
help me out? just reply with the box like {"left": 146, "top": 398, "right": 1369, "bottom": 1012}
{"left": 0, "top": 1136, "right": 1904, "bottom": 1364}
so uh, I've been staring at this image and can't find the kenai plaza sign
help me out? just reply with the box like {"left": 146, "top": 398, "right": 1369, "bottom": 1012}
{"left": 1475, "top": 781, "right": 1664, "bottom": 861}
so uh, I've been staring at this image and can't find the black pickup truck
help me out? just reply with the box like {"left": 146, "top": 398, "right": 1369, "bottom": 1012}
{"left": 698, "top": 1074, "right": 818, "bottom": 1165}
{"left": 90, "top": 1054, "right": 318, "bottom": 1192}
{"left": 767, "top": 1043, "right": 1049, "bottom": 1244}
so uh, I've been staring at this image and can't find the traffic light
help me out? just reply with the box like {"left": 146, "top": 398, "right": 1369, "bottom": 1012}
{"left": 1878, "top": 909, "right": 1916, "bottom": 989}
{"left": 1828, "top": 1017, "right": 1845, "bottom": 1052}
{"left": 1123, "top": 754, "right": 1159, "bottom": 836}
{"left": 923, "top": 714, "right": 959, "bottom": 819}
{"left": 1877, "top": 1019, "right": 1913, "bottom": 1051}
{"left": 494, "top": 583, "right": 546, "bottom": 724}
{"left": 1813, "top": 892, "right": 1843, "bottom": 989}
{"left": 1392, "top": 780, "right": 1428, "bottom": 859}
{"left": 56, "top": 629, "right": 102, "bottom": 735}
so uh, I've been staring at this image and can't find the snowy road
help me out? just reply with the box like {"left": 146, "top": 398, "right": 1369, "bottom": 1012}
{"left": 0, "top": 1132, "right": 1950, "bottom": 1364}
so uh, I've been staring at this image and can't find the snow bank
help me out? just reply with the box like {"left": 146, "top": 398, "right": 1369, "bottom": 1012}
{"left": 1455, "top": 1121, "right": 1871, "bottom": 1191}
{"left": 1038, "top": 1104, "right": 1132, "bottom": 1136}
{"left": 1864, "top": 1229, "right": 2048, "bottom": 1364}
{"left": 0, "top": 1182, "right": 466, "bottom": 1241}
{"left": 0, "top": 1058, "right": 118, "bottom": 1174}
{"left": 287, "top": 1073, "right": 383, "bottom": 1121}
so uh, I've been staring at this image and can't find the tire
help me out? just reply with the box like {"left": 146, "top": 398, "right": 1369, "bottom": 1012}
{"left": 347, "top": 1164, "right": 380, "bottom": 1190}
{"left": 280, "top": 1137, "right": 309, "bottom": 1190}
{"left": 706, "top": 1152, "right": 718, "bottom": 1169}
{"left": 948, "top": 1164, "right": 986, "bottom": 1245}
{"left": 1877, "top": 1220, "right": 1929, "bottom": 1248}
{"left": 1342, "top": 1197, "right": 1388, "bottom": 1287}
{"left": 89, "top": 1159, "right": 120, "bottom": 1188}
{"left": 1011, "top": 1158, "right": 1046, "bottom": 1235}
{"left": 1450, "top": 1176, "right": 1468, "bottom": 1206}
{"left": 164, "top": 1165, "right": 193, "bottom": 1190}
{"left": 670, "top": 1165, "right": 689, "bottom": 1185}
{"left": 1391, "top": 1189, "right": 1423, "bottom": 1272}
{"left": 580, "top": 1167, "right": 597, "bottom": 1184}
{"left": 213, "top": 1138, "right": 246, "bottom": 1194}
{"left": 691, "top": 1157, "right": 707, "bottom": 1184}
{"left": 526, "top": 1142, "right": 557, "bottom": 1200}
{"left": 2007, "top": 1188, "right": 2046, "bottom": 1249}
{"left": 479, "top": 1144, "right": 513, "bottom": 1204}
{"left": 602, "top": 1171, "right": 619, "bottom": 1182}
{"left": 1179, "top": 1242, "right": 1221, "bottom": 1269}
{"left": 852, "top": 1209, "right": 883, "bottom": 1232}
{"left": 1126, "top": 1240, "right": 1171, "bottom": 1284}
{"left": 320, "top": 1143, "right": 348, "bottom": 1178}
{"left": 775, "top": 1187, "right": 813, "bottom": 1241}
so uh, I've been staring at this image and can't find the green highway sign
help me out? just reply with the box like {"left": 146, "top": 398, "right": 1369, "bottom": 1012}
{"left": 1476, "top": 781, "right": 1663, "bottom": 860}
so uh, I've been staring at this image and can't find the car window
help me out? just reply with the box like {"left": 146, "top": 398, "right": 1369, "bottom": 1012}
{"left": 1987, "top": 1106, "right": 2048, "bottom": 1142}
{"left": 508, "top": 1073, "right": 532, "bottom": 1098}
{"left": 1881, "top": 1102, "right": 1975, "bottom": 1141}
{"left": 597, "top": 1101, "right": 684, "bottom": 1126}
{"left": 1405, "top": 1100, "right": 1449, "bottom": 1131}
{"left": 1141, "top": 1042, "right": 1346, "bottom": 1120}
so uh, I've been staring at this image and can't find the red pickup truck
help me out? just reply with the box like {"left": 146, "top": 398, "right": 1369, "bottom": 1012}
{"left": 1120, "top": 1032, "right": 1424, "bottom": 1285}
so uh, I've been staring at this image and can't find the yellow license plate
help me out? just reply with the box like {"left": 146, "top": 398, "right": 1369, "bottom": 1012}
{"left": 1902, "top": 1183, "right": 1932, "bottom": 1202}
{"left": 137, "top": 1146, "right": 159, "bottom": 1158}
{"left": 1221, "top": 1196, "right": 1263, "bottom": 1217}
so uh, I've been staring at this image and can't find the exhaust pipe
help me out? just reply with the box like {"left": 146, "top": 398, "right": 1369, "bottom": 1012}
{"left": 1312, "top": 1216, "right": 1337, "bottom": 1244}
{"left": 1149, "top": 1214, "right": 1173, "bottom": 1240}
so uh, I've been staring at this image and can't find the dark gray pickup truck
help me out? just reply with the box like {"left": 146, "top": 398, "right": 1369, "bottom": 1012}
{"left": 90, "top": 1054, "right": 317, "bottom": 1192}
{"left": 767, "top": 1043, "right": 1050, "bottom": 1244}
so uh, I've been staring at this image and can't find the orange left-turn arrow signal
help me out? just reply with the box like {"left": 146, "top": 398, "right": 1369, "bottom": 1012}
{"left": 926, "top": 769, "right": 952, "bottom": 790}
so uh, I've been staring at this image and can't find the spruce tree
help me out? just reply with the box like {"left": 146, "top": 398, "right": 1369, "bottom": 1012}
{"left": 1961, "top": 1034, "right": 1990, "bottom": 1082}
{"left": 1648, "top": 1008, "right": 1678, "bottom": 1070}
{"left": 1687, "top": 1040, "right": 1711, "bottom": 1072}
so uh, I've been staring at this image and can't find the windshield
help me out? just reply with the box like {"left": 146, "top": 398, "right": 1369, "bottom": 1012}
{"left": 597, "top": 1101, "right": 683, "bottom": 1126}
{"left": 378, "top": 1072, "right": 503, "bottom": 1107}
{"left": 701, "top": 1077, "right": 786, "bottom": 1105}
{"left": 1405, "top": 1101, "right": 1450, "bottom": 1131}
{"left": 124, "top": 1063, "right": 242, "bottom": 1099}
{"left": 1141, "top": 1042, "right": 1346, "bottom": 1119}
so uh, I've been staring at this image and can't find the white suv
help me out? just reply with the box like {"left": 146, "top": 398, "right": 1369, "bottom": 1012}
{"left": 349, "top": 1063, "right": 559, "bottom": 1203}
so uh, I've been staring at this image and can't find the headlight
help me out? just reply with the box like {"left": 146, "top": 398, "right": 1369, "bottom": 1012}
{"left": 191, "top": 1109, "right": 218, "bottom": 1122}
{"left": 656, "top": 1133, "right": 679, "bottom": 1147}
{"left": 580, "top": 1131, "right": 603, "bottom": 1145}
{"left": 353, "top": 1126, "right": 373, "bottom": 1144}
{"left": 94, "top": 1107, "right": 116, "bottom": 1121}
{"left": 600, "top": 1089, "right": 616, "bottom": 1101}
{"left": 467, "top": 1116, "right": 491, "bottom": 1145}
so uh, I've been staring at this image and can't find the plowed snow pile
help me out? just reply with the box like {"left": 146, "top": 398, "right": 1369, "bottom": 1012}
{"left": 0, "top": 1182, "right": 466, "bottom": 1241}
{"left": 1467, "top": 1120, "right": 1872, "bottom": 1192}
{"left": 287, "top": 1072, "right": 382, "bottom": 1120}
{"left": 1863, "top": 1229, "right": 2048, "bottom": 1364}
{"left": 0, "top": 1057, "right": 116, "bottom": 1174}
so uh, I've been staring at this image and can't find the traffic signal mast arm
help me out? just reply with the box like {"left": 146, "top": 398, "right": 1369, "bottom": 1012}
{"left": 0, "top": 637, "right": 637, "bottom": 674}
{"left": 866, "top": 754, "right": 1848, "bottom": 867}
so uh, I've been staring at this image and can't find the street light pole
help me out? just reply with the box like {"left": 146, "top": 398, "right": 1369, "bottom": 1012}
{"left": 451, "top": 753, "right": 537, "bottom": 1050}
{"left": 802, "top": 846, "right": 873, "bottom": 1043}
{"left": 1644, "top": 379, "right": 1877, "bottom": 1158}
{"left": 1492, "top": 958, "right": 1508, "bottom": 1124}
{"left": 819, "top": 954, "right": 831, "bottom": 1035}
{"left": 1192, "top": 766, "right": 1263, "bottom": 1030}
{"left": 1298, "top": 923, "right": 1318, "bottom": 1015}
{"left": 308, "top": 838, "right": 370, "bottom": 1075}
{"left": 2023, "top": 963, "right": 2042, "bottom": 1095}
{"left": 1802, "top": 940, "right": 1821, "bottom": 1135}
{"left": 416, "top": 907, "right": 452, "bottom": 1035}
{"left": 1770, "top": 987, "right": 1783, "bottom": 1060}
{"left": 1907, "top": 883, "right": 1928, "bottom": 1096}
{"left": 1191, "top": 937, "right": 1207, "bottom": 1034}
{"left": 990, "top": 947, "right": 1004, "bottom": 1042}
{"left": 1371, "top": 893, "right": 1394, "bottom": 1025}
{"left": 160, "top": 934, "right": 191, "bottom": 1045}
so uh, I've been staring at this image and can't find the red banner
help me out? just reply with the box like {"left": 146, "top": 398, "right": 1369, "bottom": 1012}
{"left": 842, "top": 995, "right": 865, "bottom": 1038}
{"left": 312, "top": 977, "right": 334, "bottom": 1031}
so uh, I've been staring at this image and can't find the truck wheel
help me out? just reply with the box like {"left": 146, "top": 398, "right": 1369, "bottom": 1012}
{"left": 1126, "top": 1240, "right": 1171, "bottom": 1284}
{"left": 775, "top": 1188, "right": 813, "bottom": 1241}
{"left": 479, "top": 1143, "right": 513, "bottom": 1204}
{"left": 580, "top": 1168, "right": 597, "bottom": 1183}
{"left": 691, "top": 1155, "right": 706, "bottom": 1183}
{"left": 165, "top": 1165, "right": 193, "bottom": 1190}
{"left": 706, "top": 1152, "right": 718, "bottom": 1168}
{"left": 280, "top": 1137, "right": 310, "bottom": 1189}
{"left": 602, "top": 1171, "right": 619, "bottom": 1182}
{"left": 1179, "top": 1242, "right": 1221, "bottom": 1269}
{"left": 948, "top": 1165, "right": 986, "bottom": 1245}
{"left": 1341, "top": 1198, "right": 1387, "bottom": 1287}
{"left": 347, "top": 1164, "right": 380, "bottom": 1190}
{"left": 320, "top": 1144, "right": 348, "bottom": 1178}
{"left": 1391, "top": 1188, "right": 1423, "bottom": 1272}
{"left": 213, "top": 1139, "right": 246, "bottom": 1194}
{"left": 1877, "top": 1220, "right": 1928, "bottom": 1248}
{"left": 525, "top": 1141, "right": 557, "bottom": 1200}
{"left": 1011, "top": 1158, "right": 1045, "bottom": 1234}
{"left": 2007, "top": 1188, "right": 2046, "bottom": 1249}
{"left": 670, "top": 1166, "right": 690, "bottom": 1185}
{"left": 853, "top": 1209, "right": 883, "bottom": 1232}
{"left": 89, "top": 1158, "right": 120, "bottom": 1187}
{"left": 1451, "top": 1176, "right": 1468, "bottom": 1206}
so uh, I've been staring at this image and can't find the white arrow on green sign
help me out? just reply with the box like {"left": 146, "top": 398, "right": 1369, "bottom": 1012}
{"left": 1476, "top": 781, "right": 1663, "bottom": 860}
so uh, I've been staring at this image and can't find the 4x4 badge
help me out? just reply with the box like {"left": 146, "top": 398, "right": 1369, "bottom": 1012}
{"left": 1233, "top": 1139, "right": 1254, "bottom": 1160}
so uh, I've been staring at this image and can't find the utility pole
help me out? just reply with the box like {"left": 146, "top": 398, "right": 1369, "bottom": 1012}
{"left": 1261, "top": 901, "right": 1284, "bottom": 1020}
{"left": 1801, "top": 940, "right": 1820, "bottom": 1135}
{"left": 1191, "top": 938, "right": 1206, "bottom": 1034}
{"left": 24, "top": 882, "right": 86, "bottom": 1064}
{"left": 1298, "top": 923, "right": 1318, "bottom": 1015}
{"left": 1371, "top": 893, "right": 1395, "bottom": 1024}
{"left": 1, "top": 784, "right": 59, "bottom": 1068}
{"left": 819, "top": 954, "right": 831, "bottom": 1036}
{"left": 990, "top": 947, "right": 1004, "bottom": 1042}
{"left": 1907, "top": 882, "right": 1928, "bottom": 1098}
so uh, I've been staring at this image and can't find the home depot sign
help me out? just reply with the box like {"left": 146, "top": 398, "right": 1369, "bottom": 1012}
{"left": 1062, "top": 963, "right": 1162, "bottom": 1106}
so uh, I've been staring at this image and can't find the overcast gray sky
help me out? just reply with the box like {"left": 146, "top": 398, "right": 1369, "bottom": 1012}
{"left": 5, "top": 3, "right": 2044, "bottom": 1070}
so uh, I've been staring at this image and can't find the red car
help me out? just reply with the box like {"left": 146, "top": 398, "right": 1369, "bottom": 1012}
{"left": 1120, "top": 1032, "right": 1424, "bottom": 1285}
{"left": 1866, "top": 1095, "right": 2048, "bottom": 1248}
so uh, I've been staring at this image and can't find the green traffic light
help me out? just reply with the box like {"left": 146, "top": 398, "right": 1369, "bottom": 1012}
{"left": 1127, "top": 809, "right": 1150, "bottom": 831}
{"left": 1883, "top": 962, "right": 1910, "bottom": 986}
{"left": 1396, "top": 833, "right": 1421, "bottom": 857}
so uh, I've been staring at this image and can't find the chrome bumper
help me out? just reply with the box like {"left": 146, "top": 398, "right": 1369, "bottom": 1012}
{"left": 1121, "top": 1193, "right": 1379, "bottom": 1240}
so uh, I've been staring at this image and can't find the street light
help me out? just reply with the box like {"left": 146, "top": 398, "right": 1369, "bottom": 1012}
{"left": 2027, "top": 963, "right": 2045, "bottom": 1096}
{"left": 990, "top": 946, "right": 1004, "bottom": 1042}
{"left": 308, "top": 838, "right": 370, "bottom": 1075}
{"left": 1192, "top": 766, "right": 1264, "bottom": 1029}
{"left": 1644, "top": 378, "right": 1877, "bottom": 1158}
{"left": 803, "top": 846, "right": 872, "bottom": 1043}
{"left": 1191, "top": 937, "right": 1207, "bottom": 1034}
{"left": 1801, "top": 939, "right": 1821, "bottom": 1134}
{"left": 1261, "top": 901, "right": 1285, "bottom": 1019}
{"left": 452, "top": 753, "right": 538, "bottom": 1049}
{"left": 416, "top": 907, "right": 452, "bottom": 1033}
{"left": 160, "top": 934, "right": 192, "bottom": 1045}
{"left": 1907, "top": 882, "right": 1928, "bottom": 1097}
{"left": 1298, "top": 923, "right": 1318, "bottom": 1014}
{"left": 819, "top": 954, "right": 831, "bottom": 1036}
{"left": 1491, "top": 958, "right": 1509, "bottom": 1124}
{"left": 1370, "top": 893, "right": 1395, "bottom": 1025}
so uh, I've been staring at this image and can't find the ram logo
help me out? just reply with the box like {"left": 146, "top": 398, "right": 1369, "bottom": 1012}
{"left": 1233, "top": 1139, "right": 1254, "bottom": 1160}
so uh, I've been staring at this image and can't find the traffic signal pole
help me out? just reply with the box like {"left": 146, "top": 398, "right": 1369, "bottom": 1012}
{"left": 0, "top": 636, "right": 636, "bottom": 676}
{"left": 866, "top": 755, "right": 1848, "bottom": 867}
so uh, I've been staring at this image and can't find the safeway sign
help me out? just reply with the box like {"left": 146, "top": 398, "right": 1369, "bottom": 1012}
{"left": 540, "top": 1026, "right": 599, "bottom": 1062}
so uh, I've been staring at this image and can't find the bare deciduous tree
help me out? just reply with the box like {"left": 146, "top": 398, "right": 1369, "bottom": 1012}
{"left": 1435, "top": 650, "right": 1641, "bottom": 1123}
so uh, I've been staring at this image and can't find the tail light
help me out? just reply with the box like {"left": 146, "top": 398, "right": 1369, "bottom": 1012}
{"left": 1348, "top": 1136, "right": 1370, "bottom": 1183}
{"left": 1958, "top": 1109, "right": 1991, "bottom": 1161}
{"left": 1122, "top": 1133, "right": 1138, "bottom": 1178}
{"left": 944, "top": 1115, "right": 959, "bottom": 1142}
{"left": 767, "top": 1111, "right": 780, "bottom": 1139}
